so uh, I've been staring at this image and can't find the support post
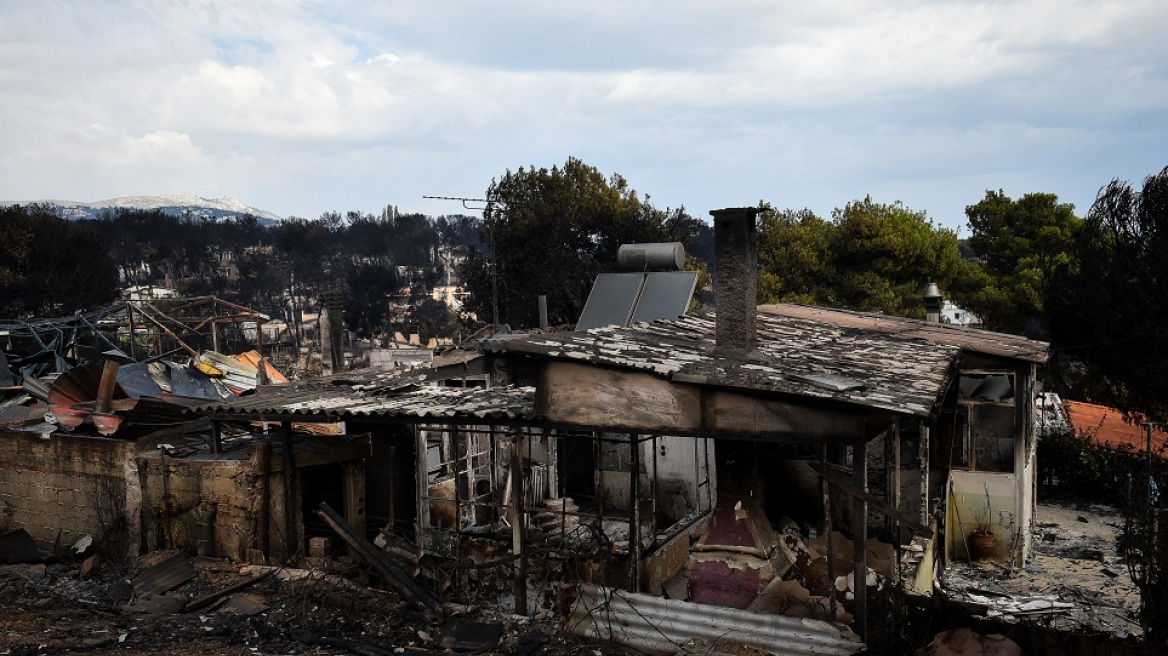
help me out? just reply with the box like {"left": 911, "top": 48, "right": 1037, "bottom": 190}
{"left": 1014, "top": 363, "right": 1036, "bottom": 567}
{"left": 509, "top": 430, "right": 528, "bottom": 616}
{"left": 919, "top": 423, "right": 931, "bottom": 526}
{"left": 628, "top": 433, "right": 642, "bottom": 592}
{"left": 853, "top": 441, "right": 868, "bottom": 641}
{"left": 885, "top": 425, "right": 894, "bottom": 542}
{"left": 282, "top": 421, "right": 297, "bottom": 560}
{"left": 821, "top": 445, "right": 836, "bottom": 622}
{"left": 258, "top": 441, "right": 271, "bottom": 557}
{"left": 210, "top": 420, "right": 222, "bottom": 456}
{"left": 125, "top": 302, "right": 138, "bottom": 360}
{"left": 388, "top": 445, "right": 396, "bottom": 533}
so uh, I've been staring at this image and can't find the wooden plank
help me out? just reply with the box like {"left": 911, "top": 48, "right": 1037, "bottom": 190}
{"left": 703, "top": 391, "right": 866, "bottom": 443}
{"left": 314, "top": 501, "right": 443, "bottom": 623}
{"left": 809, "top": 462, "right": 931, "bottom": 537}
{"left": 185, "top": 570, "right": 274, "bottom": 611}
{"left": 919, "top": 424, "right": 930, "bottom": 526}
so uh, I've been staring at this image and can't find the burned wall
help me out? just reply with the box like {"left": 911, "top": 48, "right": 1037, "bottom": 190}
{"left": 137, "top": 445, "right": 294, "bottom": 562}
{"left": 0, "top": 430, "right": 141, "bottom": 559}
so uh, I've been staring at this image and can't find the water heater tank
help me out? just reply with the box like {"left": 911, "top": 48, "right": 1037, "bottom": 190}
{"left": 617, "top": 242, "right": 685, "bottom": 271}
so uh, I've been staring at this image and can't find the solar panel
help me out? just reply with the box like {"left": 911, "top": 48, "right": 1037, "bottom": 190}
{"left": 576, "top": 271, "right": 699, "bottom": 331}
{"left": 629, "top": 271, "right": 698, "bottom": 325}
{"left": 575, "top": 273, "right": 645, "bottom": 331}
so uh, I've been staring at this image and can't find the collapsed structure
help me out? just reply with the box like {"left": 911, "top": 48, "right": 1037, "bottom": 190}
{"left": 0, "top": 208, "right": 1053, "bottom": 653}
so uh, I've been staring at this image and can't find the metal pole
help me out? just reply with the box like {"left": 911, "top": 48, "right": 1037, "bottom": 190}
{"left": 388, "top": 446, "right": 396, "bottom": 533}
{"left": 490, "top": 222, "right": 500, "bottom": 332}
{"left": 1144, "top": 422, "right": 1157, "bottom": 504}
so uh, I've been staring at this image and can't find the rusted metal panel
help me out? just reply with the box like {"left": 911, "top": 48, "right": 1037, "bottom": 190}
{"left": 130, "top": 553, "right": 196, "bottom": 594}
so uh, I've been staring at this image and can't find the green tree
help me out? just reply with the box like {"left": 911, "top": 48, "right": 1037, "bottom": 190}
{"left": 0, "top": 204, "right": 119, "bottom": 317}
{"left": 758, "top": 208, "right": 834, "bottom": 306}
{"left": 1048, "top": 167, "right": 1168, "bottom": 422}
{"left": 757, "top": 197, "right": 966, "bottom": 318}
{"left": 963, "top": 190, "right": 1081, "bottom": 336}
{"left": 464, "top": 157, "right": 695, "bottom": 328}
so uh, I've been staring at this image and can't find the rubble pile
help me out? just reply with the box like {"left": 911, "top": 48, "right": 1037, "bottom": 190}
{"left": 731, "top": 517, "right": 901, "bottom": 627}
{"left": 0, "top": 547, "right": 609, "bottom": 656}
{"left": 939, "top": 501, "right": 1143, "bottom": 640}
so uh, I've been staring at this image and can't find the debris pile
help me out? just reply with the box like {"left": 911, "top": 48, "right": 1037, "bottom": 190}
{"left": 0, "top": 547, "right": 605, "bottom": 656}
{"left": 939, "top": 502, "right": 1143, "bottom": 640}
{"left": 742, "top": 522, "right": 897, "bottom": 626}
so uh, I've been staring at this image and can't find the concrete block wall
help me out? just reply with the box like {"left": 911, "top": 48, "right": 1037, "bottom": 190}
{"left": 0, "top": 430, "right": 138, "bottom": 556}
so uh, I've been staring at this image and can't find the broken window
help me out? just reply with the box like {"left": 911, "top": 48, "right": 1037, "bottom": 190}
{"left": 936, "top": 371, "right": 1016, "bottom": 473}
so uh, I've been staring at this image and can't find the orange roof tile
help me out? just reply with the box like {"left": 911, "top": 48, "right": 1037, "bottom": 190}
{"left": 1063, "top": 400, "right": 1168, "bottom": 457}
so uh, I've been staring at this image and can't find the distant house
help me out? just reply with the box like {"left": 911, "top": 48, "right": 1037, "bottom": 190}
{"left": 941, "top": 300, "right": 982, "bottom": 328}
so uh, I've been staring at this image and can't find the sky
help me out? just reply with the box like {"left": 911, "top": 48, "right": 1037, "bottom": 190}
{"left": 1, "top": 1, "right": 1166, "bottom": 232}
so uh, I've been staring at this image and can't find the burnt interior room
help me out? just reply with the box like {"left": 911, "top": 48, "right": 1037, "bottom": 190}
{"left": 363, "top": 424, "right": 418, "bottom": 540}
{"left": 718, "top": 440, "right": 825, "bottom": 530}
{"left": 300, "top": 462, "right": 345, "bottom": 547}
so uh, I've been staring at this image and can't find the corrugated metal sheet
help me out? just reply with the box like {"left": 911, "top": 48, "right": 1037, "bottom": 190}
{"left": 487, "top": 311, "right": 963, "bottom": 417}
{"left": 570, "top": 584, "right": 863, "bottom": 655}
{"left": 196, "top": 385, "right": 535, "bottom": 421}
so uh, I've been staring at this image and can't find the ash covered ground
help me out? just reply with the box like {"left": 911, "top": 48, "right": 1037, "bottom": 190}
{"left": 0, "top": 551, "right": 611, "bottom": 656}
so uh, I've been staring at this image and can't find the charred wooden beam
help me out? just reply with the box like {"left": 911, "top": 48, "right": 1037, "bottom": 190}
{"left": 314, "top": 501, "right": 444, "bottom": 623}
{"left": 852, "top": 441, "right": 867, "bottom": 641}
{"left": 808, "top": 462, "right": 930, "bottom": 537}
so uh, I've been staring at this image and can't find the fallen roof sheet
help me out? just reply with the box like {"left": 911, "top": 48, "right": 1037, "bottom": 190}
{"left": 196, "top": 384, "right": 535, "bottom": 422}
{"left": 486, "top": 310, "right": 964, "bottom": 417}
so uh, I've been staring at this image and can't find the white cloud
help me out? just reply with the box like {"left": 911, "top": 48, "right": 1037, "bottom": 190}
{"left": 1, "top": 0, "right": 1166, "bottom": 224}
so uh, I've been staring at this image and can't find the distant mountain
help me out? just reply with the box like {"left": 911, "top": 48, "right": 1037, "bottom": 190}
{"left": 2, "top": 193, "right": 283, "bottom": 224}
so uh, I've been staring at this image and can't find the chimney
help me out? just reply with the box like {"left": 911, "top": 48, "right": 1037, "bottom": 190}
{"left": 923, "top": 282, "right": 943, "bottom": 323}
{"left": 319, "top": 292, "right": 346, "bottom": 374}
{"left": 710, "top": 207, "right": 762, "bottom": 357}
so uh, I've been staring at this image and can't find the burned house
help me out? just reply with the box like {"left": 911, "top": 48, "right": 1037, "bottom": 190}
{"left": 0, "top": 212, "right": 1051, "bottom": 654}
{"left": 179, "top": 209, "right": 1048, "bottom": 652}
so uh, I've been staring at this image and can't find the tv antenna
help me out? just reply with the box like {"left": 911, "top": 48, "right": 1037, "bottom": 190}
{"left": 424, "top": 195, "right": 500, "bottom": 331}
{"left": 423, "top": 195, "right": 488, "bottom": 211}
